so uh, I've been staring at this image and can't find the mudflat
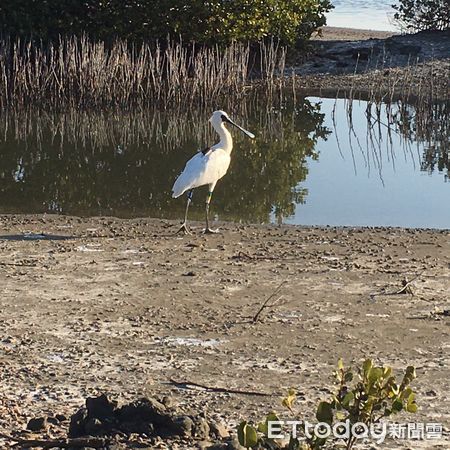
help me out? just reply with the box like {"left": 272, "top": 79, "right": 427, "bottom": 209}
{"left": 313, "top": 27, "right": 398, "bottom": 41}
{"left": 0, "top": 214, "right": 449, "bottom": 448}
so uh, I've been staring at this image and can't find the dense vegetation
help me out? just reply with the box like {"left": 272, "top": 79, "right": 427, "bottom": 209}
{"left": 0, "top": 0, "right": 333, "bottom": 45}
{"left": 393, "top": 0, "right": 450, "bottom": 32}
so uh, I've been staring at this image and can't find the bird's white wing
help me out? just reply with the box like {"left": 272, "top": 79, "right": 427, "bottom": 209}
{"left": 172, "top": 150, "right": 230, "bottom": 198}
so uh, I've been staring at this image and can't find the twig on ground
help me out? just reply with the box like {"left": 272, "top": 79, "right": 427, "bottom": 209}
{"left": 252, "top": 280, "right": 287, "bottom": 323}
{"left": 0, "top": 432, "right": 110, "bottom": 449}
{"left": 370, "top": 271, "right": 424, "bottom": 300}
{"left": 231, "top": 251, "right": 278, "bottom": 261}
{"left": 168, "top": 379, "right": 273, "bottom": 397}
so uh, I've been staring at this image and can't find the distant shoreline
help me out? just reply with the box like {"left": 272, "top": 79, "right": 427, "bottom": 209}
{"left": 313, "top": 26, "right": 398, "bottom": 41}
{"left": 293, "top": 28, "right": 450, "bottom": 100}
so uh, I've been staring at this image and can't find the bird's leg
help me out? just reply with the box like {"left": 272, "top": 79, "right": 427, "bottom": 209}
{"left": 203, "top": 190, "right": 219, "bottom": 234}
{"left": 177, "top": 190, "right": 193, "bottom": 235}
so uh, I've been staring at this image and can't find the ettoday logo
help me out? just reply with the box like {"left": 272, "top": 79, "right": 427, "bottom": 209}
{"left": 267, "top": 420, "right": 443, "bottom": 443}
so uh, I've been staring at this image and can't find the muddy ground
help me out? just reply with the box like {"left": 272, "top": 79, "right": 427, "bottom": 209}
{"left": 0, "top": 214, "right": 449, "bottom": 449}
{"left": 293, "top": 28, "right": 450, "bottom": 100}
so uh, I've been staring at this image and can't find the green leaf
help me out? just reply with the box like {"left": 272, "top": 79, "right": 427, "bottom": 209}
{"left": 344, "top": 371, "right": 354, "bottom": 382}
{"left": 316, "top": 401, "right": 333, "bottom": 424}
{"left": 282, "top": 388, "right": 296, "bottom": 411}
{"left": 406, "top": 402, "right": 418, "bottom": 413}
{"left": 400, "top": 387, "right": 413, "bottom": 401}
{"left": 368, "top": 367, "right": 383, "bottom": 385}
{"left": 387, "top": 381, "right": 399, "bottom": 397}
{"left": 392, "top": 399, "right": 403, "bottom": 413}
{"left": 404, "top": 366, "right": 417, "bottom": 383}
{"left": 258, "top": 412, "right": 279, "bottom": 436}
{"left": 341, "top": 392, "right": 354, "bottom": 407}
{"left": 406, "top": 393, "right": 418, "bottom": 413}
{"left": 363, "top": 359, "right": 373, "bottom": 379}
{"left": 237, "top": 422, "right": 258, "bottom": 448}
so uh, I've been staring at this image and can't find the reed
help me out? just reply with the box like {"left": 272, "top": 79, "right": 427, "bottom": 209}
{"left": 0, "top": 35, "right": 287, "bottom": 109}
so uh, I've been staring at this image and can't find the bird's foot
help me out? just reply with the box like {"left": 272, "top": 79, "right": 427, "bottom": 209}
{"left": 202, "top": 227, "right": 219, "bottom": 234}
{"left": 176, "top": 223, "right": 192, "bottom": 235}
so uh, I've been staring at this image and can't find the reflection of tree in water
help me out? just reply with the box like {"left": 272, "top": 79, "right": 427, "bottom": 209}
{"left": 415, "top": 101, "right": 449, "bottom": 179}
{"left": 0, "top": 99, "right": 330, "bottom": 222}
{"left": 360, "top": 98, "right": 449, "bottom": 181}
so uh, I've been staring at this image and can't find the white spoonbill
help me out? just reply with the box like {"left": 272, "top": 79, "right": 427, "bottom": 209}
{"left": 172, "top": 110, "right": 255, "bottom": 234}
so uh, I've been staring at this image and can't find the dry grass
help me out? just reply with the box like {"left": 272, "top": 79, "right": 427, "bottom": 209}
{"left": 0, "top": 35, "right": 287, "bottom": 109}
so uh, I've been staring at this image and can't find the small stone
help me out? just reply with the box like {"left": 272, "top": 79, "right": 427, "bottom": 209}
{"left": 207, "top": 444, "right": 228, "bottom": 450}
{"left": 209, "top": 421, "right": 230, "bottom": 439}
{"left": 27, "top": 417, "right": 48, "bottom": 432}
{"left": 193, "top": 417, "right": 210, "bottom": 439}
{"left": 161, "top": 395, "right": 175, "bottom": 408}
{"left": 228, "top": 437, "right": 246, "bottom": 450}
{"left": 172, "top": 415, "right": 194, "bottom": 437}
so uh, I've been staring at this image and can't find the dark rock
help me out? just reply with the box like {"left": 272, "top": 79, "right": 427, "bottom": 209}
{"left": 172, "top": 415, "right": 194, "bottom": 437}
{"left": 27, "top": 417, "right": 48, "bottom": 432}
{"left": 69, "top": 408, "right": 89, "bottom": 438}
{"left": 47, "top": 416, "right": 59, "bottom": 425}
{"left": 55, "top": 414, "right": 67, "bottom": 422}
{"left": 85, "top": 417, "right": 104, "bottom": 435}
{"left": 116, "top": 397, "right": 168, "bottom": 430}
{"left": 69, "top": 394, "right": 204, "bottom": 440}
{"left": 86, "top": 394, "right": 116, "bottom": 420}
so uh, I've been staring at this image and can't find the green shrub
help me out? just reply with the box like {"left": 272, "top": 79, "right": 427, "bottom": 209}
{"left": 393, "top": 0, "right": 450, "bottom": 32}
{"left": 238, "top": 359, "right": 419, "bottom": 449}
{"left": 0, "top": 0, "right": 333, "bottom": 45}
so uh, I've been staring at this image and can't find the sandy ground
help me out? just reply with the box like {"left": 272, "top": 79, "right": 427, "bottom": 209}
{"left": 0, "top": 214, "right": 449, "bottom": 448}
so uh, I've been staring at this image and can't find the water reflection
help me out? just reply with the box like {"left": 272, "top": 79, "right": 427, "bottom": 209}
{"left": 0, "top": 100, "right": 329, "bottom": 222}
{"left": 0, "top": 96, "right": 448, "bottom": 228}
{"left": 288, "top": 97, "right": 449, "bottom": 229}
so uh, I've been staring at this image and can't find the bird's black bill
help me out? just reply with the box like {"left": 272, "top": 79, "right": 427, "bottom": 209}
{"left": 221, "top": 115, "right": 255, "bottom": 139}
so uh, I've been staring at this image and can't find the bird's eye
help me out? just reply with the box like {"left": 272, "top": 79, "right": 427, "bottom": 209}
{"left": 221, "top": 114, "right": 228, "bottom": 122}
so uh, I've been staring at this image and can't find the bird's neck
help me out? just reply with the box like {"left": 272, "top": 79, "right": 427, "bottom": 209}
{"left": 216, "top": 123, "right": 233, "bottom": 154}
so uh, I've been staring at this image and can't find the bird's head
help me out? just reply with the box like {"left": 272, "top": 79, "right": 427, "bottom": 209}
{"left": 209, "top": 110, "right": 255, "bottom": 139}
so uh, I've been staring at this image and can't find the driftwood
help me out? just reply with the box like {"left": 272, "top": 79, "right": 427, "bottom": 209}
{"left": 370, "top": 271, "right": 424, "bottom": 300}
{"left": 0, "top": 432, "right": 110, "bottom": 449}
{"left": 168, "top": 379, "right": 272, "bottom": 397}
{"left": 232, "top": 251, "right": 278, "bottom": 261}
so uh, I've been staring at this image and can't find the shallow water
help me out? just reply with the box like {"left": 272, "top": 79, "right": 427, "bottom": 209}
{"left": 0, "top": 97, "right": 448, "bottom": 229}
{"left": 327, "top": 0, "right": 397, "bottom": 31}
